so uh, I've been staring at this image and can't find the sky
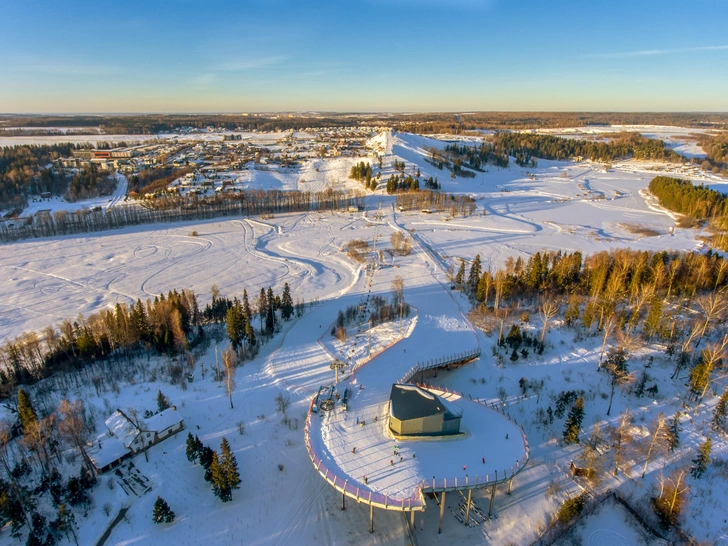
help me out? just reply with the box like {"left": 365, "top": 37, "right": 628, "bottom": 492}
{"left": 2, "top": 0, "right": 728, "bottom": 113}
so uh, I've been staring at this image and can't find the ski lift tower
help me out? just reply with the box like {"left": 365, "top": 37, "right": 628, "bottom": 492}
{"left": 330, "top": 359, "right": 345, "bottom": 384}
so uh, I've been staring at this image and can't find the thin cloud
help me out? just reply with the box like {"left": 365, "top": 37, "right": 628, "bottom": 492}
{"left": 586, "top": 45, "right": 728, "bottom": 59}
{"left": 214, "top": 56, "right": 288, "bottom": 71}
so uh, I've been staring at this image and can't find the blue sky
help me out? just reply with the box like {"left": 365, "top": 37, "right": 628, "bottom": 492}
{"left": 2, "top": 0, "right": 727, "bottom": 113}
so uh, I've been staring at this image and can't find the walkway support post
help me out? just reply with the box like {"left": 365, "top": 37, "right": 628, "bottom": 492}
{"left": 508, "top": 476, "right": 513, "bottom": 494}
{"left": 342, "top": 490, "right": 346, "bottom": 510}
{"left": 438, "top": 491, "right": 446, "bottom": 534}
{"left": 410, "top": 510, "right": 415, "bottom": 528}
{"left": 369, "top": 503, "right": 374, "bottom": 533}
{"left": 489, "top": 483, "right": 496, "bottom": 517}
{"left": 464, "top": 489, "right": 472, "bottom": 526}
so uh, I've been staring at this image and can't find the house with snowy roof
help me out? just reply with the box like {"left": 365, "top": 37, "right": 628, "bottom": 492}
{"left": 90, "top": 407, "right": 184, "bottom": 473}
{"left": 388, "top": 384, "right": 463, "bottom": 437}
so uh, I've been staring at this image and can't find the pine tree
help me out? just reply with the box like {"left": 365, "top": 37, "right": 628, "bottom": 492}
{"left": 199, "top": 445, "right": 214, "bottom": 482}
{"left": 266, "top": 287, "right": 276, "bottom": 332}
{"left": 152, "top": 496, "right": 175, "bottom": 523}
{"left": 220, "top": 437, "right": 241, "bottom": 496}
{"left": 257, "top": 288, "right": 267, "bottom": 333}
{"left": 157, "top": 390, "right": 171, "bottom": 412}
{"left": 563, "top": 396, "right": 585, "bottom": 444}
{"left": 281, "top": 283, "right": 294, "bottom": 321}
{"left": 16, "top": 389, "right": 37, "bottom": 434}
{"left": 690, "top": 437, "right": 712, "bottom": 479}
{"left": 185, "top": 433, "right": 198, "bottom": 463}
{"left": 209, "top": 452, "right": 230, "bottom": 501}
{"left": 712, "top": 387, "right": 728, "bottom": 432}
{"left": 667, "top": 411, "right": 681, "bottom": 452}
{"left": 467, "top": 254, "right": 482, "bottom": 292}
{"left": 454, "top": 260, "right": 465, "bottom": 288}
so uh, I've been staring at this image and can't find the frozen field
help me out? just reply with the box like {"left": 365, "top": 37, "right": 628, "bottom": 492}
{"left": 0, "top": 132, "right": 716, "bottom": 343}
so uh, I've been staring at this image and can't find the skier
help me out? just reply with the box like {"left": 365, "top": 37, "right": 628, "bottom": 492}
{"left": 352, "top": 446, "right": 356, "bottom": 454}
{"left": 364, "top": 476, "right": 368, "bottom": 485}
{"left": 482, "top": 457, "right": 485, "bottom": 464}
{"left": 390, "top": 459, "right": 394, "bottom": 466}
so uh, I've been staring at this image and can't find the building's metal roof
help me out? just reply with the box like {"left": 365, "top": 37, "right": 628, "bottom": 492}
{"left": 389, "top": 384, "right": 462, "bottom": 421}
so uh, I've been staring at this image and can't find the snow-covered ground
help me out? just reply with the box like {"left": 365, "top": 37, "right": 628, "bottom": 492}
{"left": 1, "top": 130, "right": 727, "bottom": 545}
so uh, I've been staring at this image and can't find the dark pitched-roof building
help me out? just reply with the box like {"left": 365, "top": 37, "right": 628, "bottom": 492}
{"left": 389, "top": 384, "right": 463, "bottom": 436}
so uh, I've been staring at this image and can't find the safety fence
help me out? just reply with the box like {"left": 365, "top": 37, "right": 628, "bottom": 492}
{"left": 303, "top": 397, "right": 426, "bottom": 512}
{"left": 398, "top": 346, "right": 481, "bottom": 384}
{"left": 303, "top": 382, "right": 531, "bottom": 511}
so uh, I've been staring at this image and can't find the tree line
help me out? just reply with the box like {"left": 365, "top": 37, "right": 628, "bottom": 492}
{"left": 648, "top": 175, "right": 728, "bottom": 222}
{"left": 648, "top": 175, "right": 728, "bottom": 251}
{"left": 0, "top": 281, "right": 303, "bottom": 393}
{"left": 0, "top": 187, "right": 365, "bottom": 243}
{"left": 490, "top": 131, "right": 682, "bottom": 163}
{"left": 395, "top": 190, "right": 477, "bottom": 217}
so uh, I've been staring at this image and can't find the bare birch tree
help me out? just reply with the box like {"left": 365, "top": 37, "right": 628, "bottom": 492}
{"left": 640, "top": 413, "right": 670, "bottom": 478}
{"left": 539, "top": 300, "right": 559, "bottom": 344}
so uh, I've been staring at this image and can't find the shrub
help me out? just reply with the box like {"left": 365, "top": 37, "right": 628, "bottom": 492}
{"left": 556, "top": 492, "right": 588, "bottom": 524}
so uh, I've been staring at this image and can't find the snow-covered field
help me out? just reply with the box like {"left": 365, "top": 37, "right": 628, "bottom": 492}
{"left": 1, "top": 131, "right": 727, "bottom": 545}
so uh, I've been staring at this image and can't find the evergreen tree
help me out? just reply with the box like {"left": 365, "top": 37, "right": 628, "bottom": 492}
{"left": 690, "top": 437, "right": 712, "bottom": 479}
{"left": 26, "top": 512, "right": 49, "bottom": 546}
{"left": 563, "top": 396, "right": 585, "bottom": 444}
{"left": 257, "top": 288, "right": 267, "bottom": 333}
{"left": 467, "top": 254, "right": 482, "bottom": 292}
{"left": 454, "top": 260, "right": 465, "bottom": 288}
{"left": 667, "top": 411, "right": 681, "bottom": 452}
{"left": 245, "top": 320, "right": 256, "bottom": 348}
{"left": 152, "top": 496, "right": 175, "bottom": 523}
{"left": 712, "top": 387, "right": 728, "bottom": 432}
{"left": 156, "top": 390, "right": 171, "bottom": 412}
{"left": 219, "top": 437, "right": 241, "bottom": 496}
{"left": 281, "top": 283, "right": 294, "bottom": 321}
{"left": 226, "top": 300, "right": 244, "bottom": 350}
{"left": 16, "top": 389, "right": 37, "bottom": 434}
{"left": 185, "top": 433, "right": 198, "bottom": 463}
{"left": 209, "top": 452, "right": 230, "bottom": 501}
{"left": 242, "top": 289, "right": 252, "bottom": 321}
{"left": 199, "top": 445, "right": 214, "bottom": 482}
{"left": 266, "top": 287, "right": 276, "bottom": 332}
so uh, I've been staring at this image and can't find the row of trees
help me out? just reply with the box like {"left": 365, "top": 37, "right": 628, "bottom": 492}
{"left": 428, "top": 143, "right": 510, "bottom": 175}
{"left": 0, "top": 187, "right": 366, "bottom": 243}
{"left": 385, "top": 174, "right": 419, "bottom": 193}
{"left": 1, "top": 280, "right": 305, "bottom": 392}
{"left": 395, "top": 190, "right": 477, "bottom": 217}
{"left": 461, "top": 248, "right": 727, "bottom": 309}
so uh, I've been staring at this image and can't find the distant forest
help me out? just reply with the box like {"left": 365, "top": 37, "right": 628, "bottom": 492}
{"left": 489, "top": 132, "right": 682, "bottom": 163}
{"left": 4, "top": 112, "right": 728, "bottom": 135}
